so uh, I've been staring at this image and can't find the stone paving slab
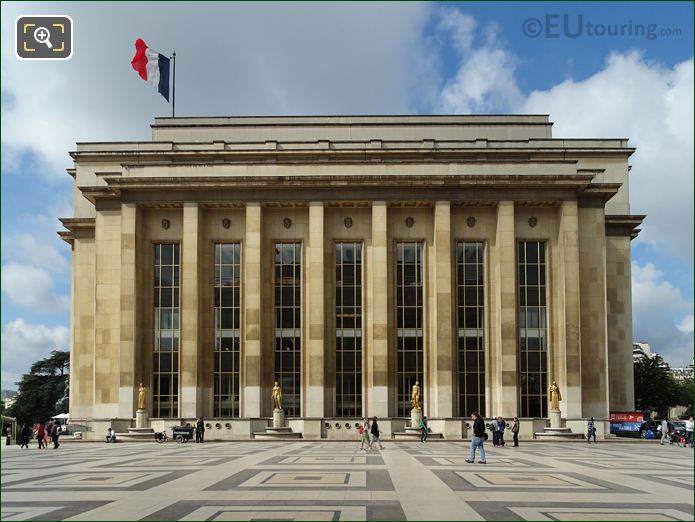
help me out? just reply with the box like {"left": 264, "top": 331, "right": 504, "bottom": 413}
{"left": 1, "top": 440, "right": 692, "bottom": 520}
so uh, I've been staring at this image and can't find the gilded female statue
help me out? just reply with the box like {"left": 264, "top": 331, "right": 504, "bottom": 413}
{"left": 272, "top": 381, "right": 282, "bottom": 411}
{"left": 137, "top": 383, "right": 147, "bottom": 411}
{"left": 549, "top": 381, "right": 562, "bottom": 411}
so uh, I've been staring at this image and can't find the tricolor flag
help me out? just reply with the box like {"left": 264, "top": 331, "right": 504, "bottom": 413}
{"left": 130, "top": 38, "right": 170, "bottom": 101}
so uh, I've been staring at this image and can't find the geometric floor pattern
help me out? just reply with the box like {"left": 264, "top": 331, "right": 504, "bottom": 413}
{"left": 2, "top": 440, "right": 692, "bottom": 520}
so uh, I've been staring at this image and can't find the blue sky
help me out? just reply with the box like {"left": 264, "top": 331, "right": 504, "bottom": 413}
{"left": 1, "top": 1, "right": 693, "bottom": 389}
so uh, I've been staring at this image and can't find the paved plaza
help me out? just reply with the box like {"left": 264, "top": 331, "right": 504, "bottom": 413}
{"left": 1, "top": 440, "right": 693, "bottom": 520}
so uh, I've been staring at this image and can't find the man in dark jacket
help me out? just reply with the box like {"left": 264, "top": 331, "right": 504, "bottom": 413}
{"left": 50, "top": 423, "right": 60, "bottom": 449}
{"left": 196, "top": 417, "right": 205, "bottom": 443}
{"left": 466, "top": 412, "right": 487, "bottom": 464}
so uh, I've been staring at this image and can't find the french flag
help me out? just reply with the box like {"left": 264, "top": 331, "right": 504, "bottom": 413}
{"left": 130, "top": 38, "right": 170, "bottom": 101}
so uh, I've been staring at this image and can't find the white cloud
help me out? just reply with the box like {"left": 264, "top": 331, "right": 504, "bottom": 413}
{"left": 522, "top": 52, "right": 694, "bottom": 263}
{"left": 1, "top": 319, "right": 70, "bottom": 390}
{"left": 631, "top": 262, "right": 693, "bottom": 366}
{"left": 1, "top": 3, "right": 434, "bottom": 179}
{"left": 1, "top": 263, "right": 69, "bottom": 313}
{"left": 434, "top": 7, "right": 523, "bottom": 113}
{"left": 677, "top": 315, "right": 694, "bottom": 335}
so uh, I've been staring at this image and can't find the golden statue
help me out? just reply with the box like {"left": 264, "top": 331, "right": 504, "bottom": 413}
{"left": 137, "top": 383, "right": 147, "bottom": 411}
{"left": 272, "top": 381, "right": 282, "bottom": 411}
{"left": 410, "top": 381, "right": 422, "bottom": 410}
{"left": 549, "top": 381, "right": 562, "bottom": 411}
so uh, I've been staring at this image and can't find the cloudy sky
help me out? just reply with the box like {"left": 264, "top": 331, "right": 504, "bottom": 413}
{"left": 1, "top": 2, "right": 693, "bottom": 389}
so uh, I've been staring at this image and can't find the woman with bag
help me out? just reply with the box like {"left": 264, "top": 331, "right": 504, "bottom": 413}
{"left": 358, "top": 418, "right": 370, "bottom": 450}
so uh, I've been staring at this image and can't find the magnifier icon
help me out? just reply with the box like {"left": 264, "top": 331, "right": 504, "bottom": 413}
{"left": 33, "top": 26, "right": 53, "bottom": 49}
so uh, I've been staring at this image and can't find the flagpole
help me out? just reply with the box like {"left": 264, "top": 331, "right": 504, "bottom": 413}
{"left": 171, "top": 51, "right": 176, "bottom": 117}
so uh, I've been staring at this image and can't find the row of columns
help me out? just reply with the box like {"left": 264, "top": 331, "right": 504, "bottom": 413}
{"left": 99, "top": 199, "right": 593, "bottom": 419}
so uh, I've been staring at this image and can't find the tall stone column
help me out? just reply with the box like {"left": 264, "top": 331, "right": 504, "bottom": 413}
{"left": 180, "top": 203, "right": 201, "bottom": 418}
{"left": 606, "top": 235, "right": 635, "bottom": 411}
{"left": 431, "top": 201, "right": 454, "bottom": 418}
{"left": 367, "top": 202, "right": 389, "bottom": 417}
{"left": 558, "top": 201, "right": 582, "bottom": 418}
{"left": 243, "top": 203, "right": 262, "bottom": 417}
{"left": 489, "top": 201, "right": 517, "bottom": 418}
{"left": 94, "top": 201, "right": 122, "bottom": 419}
{"left": 306, "top": 203, "right": 325, "bottom": 417}
{"left": 118, "top": 203, "right": 137, "bottom": 418}
{"left": 578, "top": 206, "right": 609, "bottom": 418}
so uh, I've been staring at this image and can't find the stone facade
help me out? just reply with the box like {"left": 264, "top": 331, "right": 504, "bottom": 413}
{"left": 59, "top": 115, "right": 643, "bottom": 439}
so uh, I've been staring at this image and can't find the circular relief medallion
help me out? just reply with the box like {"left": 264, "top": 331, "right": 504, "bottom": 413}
{"left": 467, "top": 216, "right": 476, "bottom": 228}
{"left": 344, "top": 217, "right": 353, "bottom": 229}
{"left": 222, "top": 218, "right": 231, "bottom": 229}
{"left": 405, "top": 216, "right": 415, "bottom": 228}
{"left": 529, "top": 216, "right": 538, "bottom": 228}
{"left": 161, "top": 219, "right": 170, "bottom": 230}
{"left": 283, "top": 218, "right": 292, "bottom": 229}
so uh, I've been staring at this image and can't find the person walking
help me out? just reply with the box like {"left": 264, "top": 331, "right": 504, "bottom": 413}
{"left": 370, "top": 417, "right": 383, "bottom": 450}
{"left": 359, "top": 418, "right": 370, "bottom": 450}
{"left": 685, "top": 416, "right": 693, "bottom": 447}
{"left": 586, "top": 416, "right": 597, "bottom": 443}
{"left": 196, "top": 417, "right": 205, "bottom": 443}
{"left": 466, "top": 412, "right": 487, "bottom": 464}
{"left": 19, "top": 425, "right": 31, "bottom": 449}
{"left": 491, "top": 417, "right": 499, "bottom": 447}
{"left": 497, "top": 417, "right": 506, "bottom": 447}
{"left": 512, "top": 417, "right": 520, "bottom": 447}
{"left": 660, "top": 419, "right": 670, "bottom": 445}
{"left": 420, "top": 416, "right": 428, "bottom": 443}
{"left": 35, "top": 422, "right": 46, "bottom": 449}
{"left": 50, "top": 422, "right": 61, "bottom": 449}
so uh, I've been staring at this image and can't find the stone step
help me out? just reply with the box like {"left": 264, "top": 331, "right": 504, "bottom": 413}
{"left": 393, "top": 431, "right": 444, "bottom": 440}
{"left": 127, "top": 427, "right": 154, "bottom": 434}
{"left": 543, "top": 427, "right": 572, "bottom": 433}
{"left": 534, "top": 432, "right": 584, "bottom": 440}
{"left": 265, "top": 427, "right": 293, "bottom": 432}
{"left": 114, "top": 432, "right": 156, "bottom": 442}
{"left": 252, "top": 431, "right": 302, "bottom": 440}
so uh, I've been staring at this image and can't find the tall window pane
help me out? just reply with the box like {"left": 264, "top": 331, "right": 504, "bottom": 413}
{"left": 275, "top": 242, "right": 301, "bottom": 417}
{"left": 456, "top": 241, "right": 485, "bottom": 416}
{"left": 518, "top": 241, "right": 548, "bottom": 417}
{"left": 214, "top": 243, "right": 241, "bottom": 417}
{"left": 396, "top": 241, "right": 424, "bottom": 416}
{"left": 153, "top": 243, "right": 180, "bottom": 418}
{"left": 336, "top": 242, "right": 362, "bottom": 417}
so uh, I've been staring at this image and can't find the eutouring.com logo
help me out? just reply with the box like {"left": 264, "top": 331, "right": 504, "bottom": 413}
{"left": 522, "top": 14, "right": 682, "bottom": 40}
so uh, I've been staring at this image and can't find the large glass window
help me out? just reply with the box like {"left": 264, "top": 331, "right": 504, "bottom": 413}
{"left": 153, "top": 243, "right": 180, "bottom": 418}
{"left": 518, "top": 241, "right": 548, "bottom": 418}
{"left": 274, "top": 242, "right": 301, "bottom": 417}
{"left": 396, "top": 241, "right": 424, "bottom": 416}
{"left": 335, "top": 242, "right": 362, "bottom": 417}
{"left": 456, "top": 241, "right": 485, "bottom": 416}
{"left": 214, "top": 243, "right": 241, "bottom": 417}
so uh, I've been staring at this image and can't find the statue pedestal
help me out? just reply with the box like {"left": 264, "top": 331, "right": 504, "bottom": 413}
{"left": 135, "top": 409, "right": 148, "bottom": 429}
{"left": 549, "top": 409, "right": 562, "bottom": 429}
{"left": 410, "top": 408, "right": 423, "bottom": 429}
{"left": 273, "top": 409, "right": 285, "bottom": 428}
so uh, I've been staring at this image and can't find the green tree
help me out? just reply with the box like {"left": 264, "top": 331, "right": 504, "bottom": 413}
{"left": 634, "top": 354, "right": 687, "bottom": 418}
{"left": 7, "top": 350, "right": 69, "bottom": 426}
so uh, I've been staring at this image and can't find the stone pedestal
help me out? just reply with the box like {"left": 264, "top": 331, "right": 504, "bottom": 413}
{"left": 273, "top": 409, "right": 285, "bottom": 428}
{"left": 410, "top": 408, "right": 423, "bottom": 429}
{"left": 136, "top": 409, "right": 148, "bottom": 429}
{"left": 550, "top": 409, "right": 561, "bottom": 429}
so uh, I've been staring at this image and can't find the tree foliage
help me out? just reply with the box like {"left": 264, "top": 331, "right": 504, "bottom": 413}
{"left": 634, "top": 354, "right": 691, "bottom": 418}
{"left": 7, "top": 350, "right": 69, "bottom": 426}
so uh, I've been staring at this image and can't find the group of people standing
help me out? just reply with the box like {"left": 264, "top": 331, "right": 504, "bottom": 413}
{"left": 17, "top": 421, "right": 61, "bottom": 449}
{"left": 490, "top": 416, "right": 520, "bottom": 447}
{"left": 358, "top": 417, "right": 384, "bottom": 450}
